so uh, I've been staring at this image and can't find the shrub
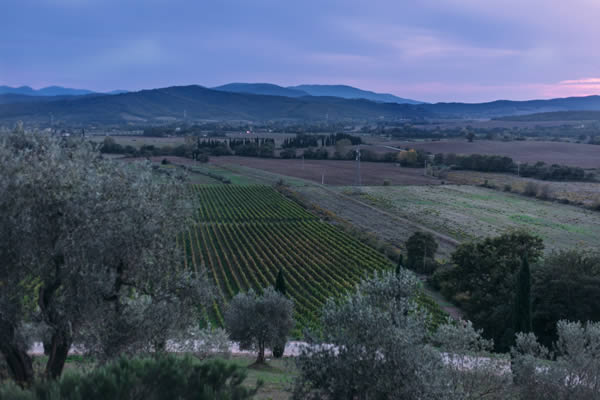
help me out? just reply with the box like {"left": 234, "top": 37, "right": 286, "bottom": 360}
{"left": 512, "top": 321, "right": 600, "bottom": 400}
{"left": 523, "top": 182, "right": 539, "bottom": 197}
{"left": 503, "top": 184, "right": 512, "bottom": 192}
{"left": 272, "top": 344, "right": 285, "bottom": 358}
{"left": 0, "top": 355, "right": 259, "bottom": 400}
{"left": 383, "top": 179, "right": 391, "bottom": 186}
{"left": 279, "top": 148, "right": 296, "bottom": 159}
{"left": 536, "top": 184, "right": 552, "bottom": 200}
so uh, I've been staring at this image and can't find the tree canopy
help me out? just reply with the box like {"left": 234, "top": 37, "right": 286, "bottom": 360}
{"left": 436, "top": 230, "right": 544, "bottom": 351}
{"left": 224, "top": 287, "right": 294, "bottom": 364}
{"left": 0, "top": 133, "right": 212, "bottom": 384}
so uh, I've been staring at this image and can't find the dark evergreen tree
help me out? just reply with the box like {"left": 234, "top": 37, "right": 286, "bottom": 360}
{"left": 514, "top": 256, "right": 532, "bottom": 334}
{"left": 396, "top": 254, "right": 404, "bottom": 275}
{"left": 275, "top": 268, "right": 287, "bottom": 297}
{"left": 273, "top": 268, "right": 288, "bottom": 358}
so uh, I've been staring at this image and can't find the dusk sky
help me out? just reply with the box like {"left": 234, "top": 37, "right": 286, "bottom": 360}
{"left": 2, "top": 0, "right": 600, "bottom": 102}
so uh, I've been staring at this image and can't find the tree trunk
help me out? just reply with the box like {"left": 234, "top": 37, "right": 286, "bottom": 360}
{"left": 256, "top": 341, "right": 265, "bottom": 364}
{"left": 0, "top": 341, "right": 34, "bottom": 386}
{"left": 45, "top": 330, "right": 72, "bottom": 380}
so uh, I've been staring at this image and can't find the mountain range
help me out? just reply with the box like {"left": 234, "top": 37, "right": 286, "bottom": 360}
{"left": 0, "top": 85, "right": 427, "bottom": 124}
{"left": 1, "top": 83, "right": 600, "bottom": 124}
{"left": 212, "top": 83, "right": 423, "bottom": 104}
{"left": 0, "top": 86, "right": 128, "bottom": 97}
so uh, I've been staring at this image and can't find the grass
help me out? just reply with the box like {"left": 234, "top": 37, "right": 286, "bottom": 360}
{"left": 220, "top": 356, "right": 296, "bottom": 399}
{"left": 347, "top": 185, "right": 600, "bottom": 254}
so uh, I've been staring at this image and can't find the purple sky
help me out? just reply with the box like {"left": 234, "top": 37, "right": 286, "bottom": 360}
{"left": 2, "top": 0, "right": 600, "bottom": 102}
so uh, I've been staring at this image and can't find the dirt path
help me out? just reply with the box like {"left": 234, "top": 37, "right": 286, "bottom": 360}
{"left": 295, "top": 185, "right": 458, "bottom": 258}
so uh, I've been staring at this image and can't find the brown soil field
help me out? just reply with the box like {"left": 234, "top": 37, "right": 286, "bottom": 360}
{"left": 210, "top": 157, "right": 440, "bottom": 186}
{"left": 364, "top": 139, "right": 600, "bottom": 168}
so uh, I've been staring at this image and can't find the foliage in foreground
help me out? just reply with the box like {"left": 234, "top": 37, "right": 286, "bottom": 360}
{"left": 512, "top": 320, "right": 600, "bottom": 400}
{"left": 0, "top": 355, "right": 259, "bottom": 400}
{"left": 0, "top": 132, "right": 212, "bottom": 384}
{"left": 294, "top": 271, "right": 511, "bottom": 400}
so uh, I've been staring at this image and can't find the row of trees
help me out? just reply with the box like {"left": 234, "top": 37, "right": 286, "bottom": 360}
{"left": 281, "top": 133, "right": 362, "bottom": 148}
{"left": 433, "top": 152, "right": 593, "bottom": 181}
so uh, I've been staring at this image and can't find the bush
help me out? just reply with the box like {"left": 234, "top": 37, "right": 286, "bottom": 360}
{"left": 512, "top": 321, "right": 600, "bottom": 400}
{"left": 536, "top": 184, "right": 553, "bottom": 200}
{"left": 383, "top": 180, "right": 391, "bottom": 186}
{"left": 523, "top": 182, "right": 539, "bottom": 197}
{"left": 503, "top": 183, "right": 512, "bottom": 192}
{"left": 279, "top": 148, "right": 296, "bottom": 159}
{"left": 0, "top": 355, "right": 259, "bottom": 400}
{"left": 272, "top": 344, "right": 285, "bottom": 358}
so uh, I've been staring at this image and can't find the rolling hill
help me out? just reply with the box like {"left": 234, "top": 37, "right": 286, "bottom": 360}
{"left": 0, "top": 85, "right": 428, "bottom": 124}
{"left": 289, "top": 84, "right": 423, "bottom": 104}
{"left": 213, "top": 83, "right": 309, "bottom": 98}
{"left": 421, "top": 95, "right": 600, "bottom": 118}
{"left": 0, "top": 85, "right": 96, "bottom": 96}
{"left": 0, "top": 86, "right": 128, "bottom": 97}
{"left": 2, "top": 84, "right": 600, "bottom": 124}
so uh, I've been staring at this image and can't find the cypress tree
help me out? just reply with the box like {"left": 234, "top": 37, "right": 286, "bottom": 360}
{"left": 396, "top": 254, "right": 404, "bottom": 275}
{"left": 275, "top": 268, "right": 287, "bottom": 297}
{"left": 513, "top": 256, "right": 532, "bottom": 334}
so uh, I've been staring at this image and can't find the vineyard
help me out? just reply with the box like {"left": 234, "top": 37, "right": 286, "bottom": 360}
{"left": 180, "top": 185, "right": 393, "bottom": 333}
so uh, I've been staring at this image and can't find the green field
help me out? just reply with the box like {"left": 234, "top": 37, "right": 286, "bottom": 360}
{"left": 181, "top": 185, "right": 393, "bottom": 333}
{"left": 348, "top": 185, "right": 600, "bottom": 254}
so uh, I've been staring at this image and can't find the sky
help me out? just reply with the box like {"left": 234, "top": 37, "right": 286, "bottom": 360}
{"left": 1, "top": 0, "right": 600, "bottom": 103}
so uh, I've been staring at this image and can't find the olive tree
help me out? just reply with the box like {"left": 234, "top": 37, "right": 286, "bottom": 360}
{"left": 0, "top": 133, "right": 212, "bottom": 384}
{"left": 224, "top": 287, "right": 294, "bottom": 364}
{"left": 512, "top": 320, "right": 600, "bottom": 400}
{"left": 293, "top": 270, "right": 511, "bottom": 400}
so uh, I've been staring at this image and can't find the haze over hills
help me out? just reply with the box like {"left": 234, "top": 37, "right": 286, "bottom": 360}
{"left": 421, "top": 95, "right": 600, "bottom": 118}
{"left": 289, "top": 84, "right": 424, "bottom": 105}
{"left": 0, "top": 85, "right": 427, "bottom": 124}
{"left": 0, "top": 85, "right": 127, "bottom": 96}
{"left": 213, "top": 83, "right": 423, "bottom": 104}
{"left": 213, "top": 83, "right": 310, "bottom": 98}
{"left": 1, "top": 83, "right": 600, "bottom": 124}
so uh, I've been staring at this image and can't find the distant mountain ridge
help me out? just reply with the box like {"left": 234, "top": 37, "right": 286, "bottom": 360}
{"left": 1, "top": 84, "right": 600, "bottom": 124}
{"left": 212, "top": 82, "right": 423, "bottom": 104}
{"left": 213, "top": 83, "right": 310, "bottom": 98}
{"left": 420, "top": 95, "right": 600, "bottom": 118}
{"left": 0, "top": 85, "right": 127, "bottom": 96}
{"left": 0, "top": 85, "right": 427, "bottom": 124}
{"left": 289, "top": 84, "right": 424, "bottom": 104}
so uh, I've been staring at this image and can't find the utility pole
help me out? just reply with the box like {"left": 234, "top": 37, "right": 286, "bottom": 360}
{"left": 321, "top": 171, "right": 325, "bottom": 185}
{"left": 517, "top": 161, "right": 521, "bottom": 177}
